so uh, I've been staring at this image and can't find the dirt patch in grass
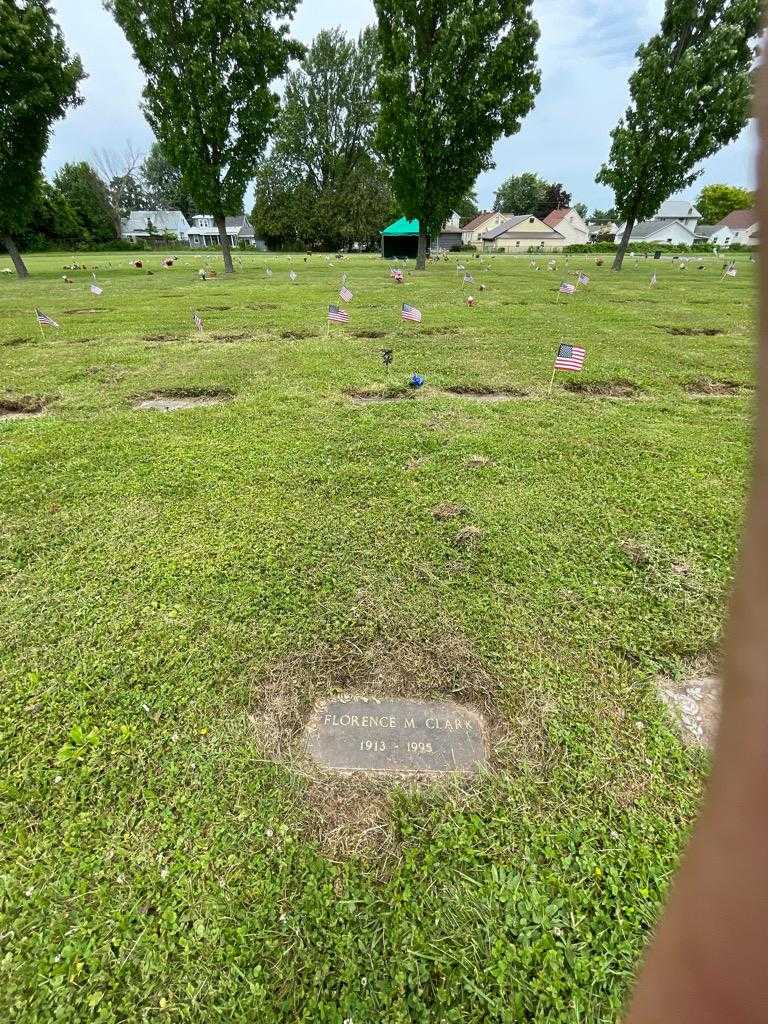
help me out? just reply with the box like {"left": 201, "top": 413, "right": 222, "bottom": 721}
{"left": 684, "top": 378, "right": 749, "bottom": 396}
{"left": 443, "top": 384, "right": 529, "bottom": 401}
{"left": 281, "top": 328, "right": 319, "bottom": 340}
{"left": 353, "top": 329, "right": 388, "bottom": 339}
{"left": 143, "top": 333, "right": 181, "bottom": 343}
{"left": 564, "top": 379, "right": 641, "bottom": 399}
{"left": 464, "top": 454, "right": 493, "bottom": 469}
{"left": 431, "top": 502, "right": 467, "bottom": 521}
{"left": 63, "top": 308, "right": 101, "bottom": 315}
{"left": 244, "top": 637, "right": 546, "bottom": 858}
{"left": 658, "top": 665, "right": 721, "bottom": 749}
{"left": 453, "top": 525, "right": 483, "bottom": 548}
{"left": 133, "top": 388, "right": 233, "bottom": 412}
{"left": 0, "top": 394, "right": 47, "bottom": 419}
{"left": 418, "top": 327, "right": 451, "bottom": 336}
{"left": 344, "top": 387, "right": 416, "bottom": 404}
{"left": 197, "top": 304, "right": 231, "bottom": 312}
{"left": 211, "top": 331, "right": 252, "bottom": 342}
{"left": 660, "top": 325, "right": 725, "bottom": 337}
{"left": 2, "top": 337, "right": 33, "bottom": 347}
{"left": 245, "top": 302, "right": 277, "bottom": 311}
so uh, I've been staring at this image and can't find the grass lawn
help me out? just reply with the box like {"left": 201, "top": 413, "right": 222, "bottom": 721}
{"left": 0, "top": 248, "right": 756, "bottom": 1022}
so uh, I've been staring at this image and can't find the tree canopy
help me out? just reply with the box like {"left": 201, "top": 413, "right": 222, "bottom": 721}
{"left": 0, "top": 0, "right": 84, "bottom": 276}
{"left": 141, "top": 142, "right": 196, "bottom": 220}
{"left": 696, "top": 182, "right": 755, "bottom": 224}
{"left": 252, "top": 28, "right": 395, "bottom": 250}
{"left": 54, "top": 162, "right": 117, "bottom": 243}
{"left": 597, "top": 0, "right": 762, "bottom": 270}
{"left": 375, "top": 0, "right": 540, "bottom": 268}
{"left": 493, "top": 172, "right": 548, "bottom": 214}
{"left": 105, "top": 0, "right": 303, "bottom": 272}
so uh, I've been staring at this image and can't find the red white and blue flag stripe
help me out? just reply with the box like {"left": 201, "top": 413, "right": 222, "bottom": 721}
{"left": 340, "top": 286, "right": 353, "bottom": 302}
{"left": 193, "top": 311, "right": 204, "bottom": 331}
{"left": 328, "top": 304, "right": 350, "bottom": 323}
{"left": 35, "top": 308, "right": 59, "bottom": 328}
{"left": 402, "top": 303, "right": 422, "bottom": 323}
{"left": 554, "top": 344, "right": 586, "bottom": 371}
{"left": 559, "top": 281, "right": 576, "bottom": 295}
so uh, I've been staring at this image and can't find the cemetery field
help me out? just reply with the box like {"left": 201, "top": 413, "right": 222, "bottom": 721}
{"left": 0, "top": 250, "right": 756, "bottom": 1022}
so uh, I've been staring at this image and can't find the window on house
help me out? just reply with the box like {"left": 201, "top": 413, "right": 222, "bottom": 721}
{"left": 516, "top": 241, "right": 520, "bottom": 247}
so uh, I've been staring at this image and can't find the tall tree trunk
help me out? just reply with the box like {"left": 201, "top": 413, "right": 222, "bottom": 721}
{"left": 613, "top": 212, "right": 637, "bottom": 271}
{"left": 416, "top": 225, "right": 428, "bottom": 270}
{"left": 2, "top": 234, "right": 29, "bottom": 278}
{"left": 216, "top": 216, "right": 234, "bottom": 274}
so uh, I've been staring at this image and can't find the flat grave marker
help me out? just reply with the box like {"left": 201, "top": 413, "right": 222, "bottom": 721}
{"left": 304, "top": 697, "right": 487, "bottom": 775}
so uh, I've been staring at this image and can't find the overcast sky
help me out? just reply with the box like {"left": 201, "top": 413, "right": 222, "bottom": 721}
{"left": 46, "top": 0, "right": 757, "bottom": 214}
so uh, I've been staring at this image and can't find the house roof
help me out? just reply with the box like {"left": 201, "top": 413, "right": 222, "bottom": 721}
{"left": 189, "top": 214, "right": 256, "bottom": 236}
{"left": 543, "top": 208, "right": 573, "bottom": 228}
{"left": 713, "top": 208, "right": 757, "bottom": 230}
{"left": 482, "top": 216, "right": 564, "bottom": 241}
{"left": 461, "top": 211, "right": 499, "bottom": 233}
{"left": 439, "top": 224, "right": 463, "bottom": 235}
{"left": 656, "top": 200, "right": 701, "bottom": 220}
{"left": 695, "top": 224, "right": 717, "bottom": 238}
{"left": 122, "top": 210, "right": 190, "bottom": 233}
{"left": 381, "top": 217, "right": 420, "bottom": 236}
{"left": 624, "top": 218, "right": 693, "bottom": 239}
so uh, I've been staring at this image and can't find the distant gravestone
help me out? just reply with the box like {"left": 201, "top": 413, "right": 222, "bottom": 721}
{"left": 304, "top": 697, "right": 487, "bottom": 774}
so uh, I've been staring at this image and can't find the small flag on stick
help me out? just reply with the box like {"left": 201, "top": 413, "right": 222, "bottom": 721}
{"left": 380, "top": 348, "right": 393, "bottom": 371}
{"left": 402, "top": 303, "right": 422, "bottom": 323}
{"left": 340, "top": 286, "right": 353, "bottom": 303}
{"left": 90, "top": 283, "right": 103, "bottom": 296}
{"left": 328, "top": 304, "right": 349, "bottom": 323}
{"left": 289, "top": 270, "right": 297, "bottom": 282}
{"left": 35, "top": 308, "right": 59, "bottom": 328}
{"left": 577, "top": 273, "right": 590, "bottom": 286}
{"left": 725, "top": 262, "right": 737, "bottom": 278}
{"left": 559, "top": 282, "right": 576, "bottom": 295}
{"left": 193, "top": 311, "right": 204, "bottom": 332}
{"left": 650, "top": 273, "right": 657, "bottom": 288}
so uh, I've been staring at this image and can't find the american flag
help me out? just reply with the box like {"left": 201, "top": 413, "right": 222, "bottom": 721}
{"left": 402, "top": 303, "right": 422, "bottom": 323}
{"left": 90, "top": 283, "right": 103, "bottom": 296}
{"left": 554, "top": 344, "right": 586, "bottom": 371}
{"left": 578, "top": 273, "right": 590, "bottom": 286}
{"left": 193, "top": 311, "right": 204, "bottom": 331}
{"left": 289, "top": 270, "right": 297, "bottom": 282}
{"left": 328, "top": 304, "right": 349, "bottom": 323}
{"left": 340, "top": 286, "right": 353, "bottom": 302}
{"left": 35, "top": 308, "right": 59, "bottom": 328}
{"left": 559, "top": 282, "right": 576, "bottom": 295}
{"left": 650, "top": 273, "right": 657, "bottom": 287}
{"left": 726, "top": 263, "right": 737, "bottom": 278}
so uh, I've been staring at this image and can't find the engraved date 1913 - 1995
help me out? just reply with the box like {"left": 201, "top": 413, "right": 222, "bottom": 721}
{"left": 359, "top": 740, "right": 434, "bottom": 753}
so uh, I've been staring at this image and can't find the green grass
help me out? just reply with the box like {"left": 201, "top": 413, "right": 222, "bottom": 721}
{"left": 0, "top": 248, "right": 756, "bottom": 1022}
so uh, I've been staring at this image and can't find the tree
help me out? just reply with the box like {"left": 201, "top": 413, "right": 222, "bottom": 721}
{"left": 455, "top": 189, "right": 479, "bottom": 224}
{"left": 573, "top": 202, "right": 588, "bottom": 219}
{"left": 53, "top": 162, "right": 117, "bottom": 242}
{"left": 696, "top": 182, "right": 755, "bottom": 224}
{"left": 141, "top": 142, "right": 196, "bottom": 219}
{"left": 535, "top": 182, "right": 571, "bottom": 219}
{"left": 493, "top": 171, "right": 548, "bottom": 214}
{"left": 93, "top": 143, "right": 145, "bottom": 227}
{"left": 105, "top": 0, "right": 303, "bottom": 273}
{"left": 591, "top": 207, "right": 618, "bottom": 224}
{"left": 0, "top": 0, "right": 84, "bottom": 277}
{"left": 252, "top": 28, "right": 394, "bottom": 250}
{"left": 597, "top": 0, "right": 761, "bottom": 271}
{"left": 375, "top": 0, "right": 540, "bottom": 269}
{"left": 16, "top": 178, "right": 85, "bottom": 250}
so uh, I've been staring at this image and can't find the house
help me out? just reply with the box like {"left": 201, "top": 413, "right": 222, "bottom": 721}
{"left": 614, "top": 218, "right": 696, "bottom": 247}
{"left": 121, "top": 210, "right": 191, "bottom": 243}
{"left": 461, "top": 211, "right": 511, "bottom": 248}
{"left": 695, "top": 224, "right": 717, "bottom": 243}
{"left": 380, "top": 217, "right": 426, "bottom": 259}
{"left": 542, "top": 208, "right": 589, "bottom": 246}
{"left": 588, "top": 220, "right": 619, "bottom": 241}
{"left": 652, "top": 199, "right": 702, "bottom": 234}
{"left": 434, "top": 212, "right": 463, "bottom": 252}
{"left": 188, "top": 213, "right": 266, "bottom": 249}
{"left": 709, "top": 209, "right": 759, "bottom": 247}
{"left": 480, "top": 214, "right": 565, "bottom": 253}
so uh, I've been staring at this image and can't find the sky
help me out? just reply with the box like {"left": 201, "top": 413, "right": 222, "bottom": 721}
{"left": 46, "top": 0, "right": 757, "bottom": 216}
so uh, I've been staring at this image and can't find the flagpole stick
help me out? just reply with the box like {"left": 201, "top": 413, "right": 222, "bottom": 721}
{"left": 549, "top": 365, "right": 557, "bottom": 395}
{"left": 37, "top": 316, "right": 45, "bottom": 342}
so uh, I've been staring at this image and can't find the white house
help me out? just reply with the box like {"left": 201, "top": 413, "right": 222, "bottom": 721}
{"left": 461, "top": 211, "right": 511, "bottom": 247}
{"left": 588, "top": 220, "right": 619, "bottom": 241}
{"left": 434, "top": 212, "right": 463, "bottom": 251}
{"left": 709, "top": 209, "right": 759, "bottom": 247}
{"left": 542, "top": 208, "right": 589, "bottom": 246}
{"left": 188, "top": 214, "right": 266, "bottom": 250}
{"left": 652, "top": 200, "right": 702, "bottom": 233}
{"left": 480, "top": 214, "right": 565, "bottom": 253}
{"left": 121, "top": 210, "right": 191, "bottom": 243}
{"left": 614, "top": 219, "right": 696, "bottom": 247}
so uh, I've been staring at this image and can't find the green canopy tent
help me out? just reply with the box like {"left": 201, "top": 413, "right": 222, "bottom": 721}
{"left": 380, "top": 217, "right": 429, "bottom": 259}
